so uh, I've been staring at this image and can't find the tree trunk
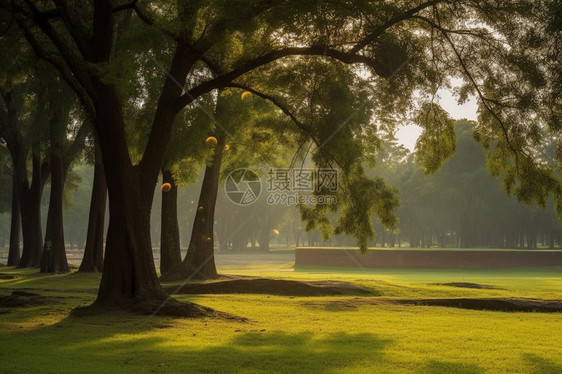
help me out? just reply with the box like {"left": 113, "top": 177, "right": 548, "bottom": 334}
{"left": 79, "top": 154, "right": 107, "bottom": 272}
{"left": 95, "top": 46, "right": 197, "bottom": 305}
{"left": 7, "top": 169, "right": 21, "bottom": 266}
{"left": 97, "top": 186, "right": 167, "bottom": 303}
{"left": 95, "top": 159, "right": 168, "bottom": 304}
{"left": 257, "top": 230, "right": 271, "bottom": 252}
{"left": 94, "top": 85, "right": 168, "bottom": 305}
{"left": 180, "top": 137, "right": 225, "bottom": 280}
{"left": 41, "top": 115, "right": 70, "bottom": 273}
{"left": 18, "top": 150, "right": 44, "bottom": 268}
{"left": 159, "top": 168, "right": 182, "bottom": 278}
{"left": 90, "top": 44, "right": 195, "bottom": 307}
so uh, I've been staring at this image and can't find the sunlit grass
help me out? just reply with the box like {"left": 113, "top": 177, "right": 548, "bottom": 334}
{"left": 0, "top": 262, "right": 560, "bottom": 373}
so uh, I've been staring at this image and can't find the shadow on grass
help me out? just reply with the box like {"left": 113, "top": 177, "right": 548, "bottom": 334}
{"left": 418, "top": 360, "right": 484, "bottom": 374}
{"left": 522, "top": 353, "right": 562, "bottom": 374}
{"left": 2, "top": 313, "right": 394, "bottom": 373}
{"left": 177, "top": 331, "right": 391, "bottom": 373}
{"left": 93, "top": 330, "right": 393, "bottom": 373}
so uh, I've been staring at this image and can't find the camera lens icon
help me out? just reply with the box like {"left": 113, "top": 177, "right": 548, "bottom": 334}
{"left": 225, "top": 168, "right": 261, "bottom": 205}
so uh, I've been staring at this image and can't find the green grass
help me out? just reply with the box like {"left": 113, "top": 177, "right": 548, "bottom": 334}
{"left": 0, "top": 263, "right": 561, "bottom": 373}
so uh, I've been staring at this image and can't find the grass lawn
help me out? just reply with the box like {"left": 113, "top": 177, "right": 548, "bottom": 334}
{"left": 0, "top": 261, "right": 560, "bottom": 373}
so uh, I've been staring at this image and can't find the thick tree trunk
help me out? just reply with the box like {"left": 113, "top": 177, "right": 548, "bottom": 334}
{"left": 159, "top": 169, "right": 182, "bottom": 278}
{"left": 181, "top": 137, "right": 225, "bottom": 280}
{"left": 95, "top": 44, "right": 195, "bottom": 307}
{"left": 7, "top": 170, "right": 21, "bottom": 266}
{"left": 41, "top": 115, "right": 70, "bottom": 273}
{"left": 94, "top": 84, "right": 168, "bottom": 305}
{"left": 79, "top": 156, "right": 107, "bottom": 272}
{"left": 97, "top": 187, "right": 167, "bottom": 303}
{"left": 18, "top": 150, "right": 44, "bottom": 268}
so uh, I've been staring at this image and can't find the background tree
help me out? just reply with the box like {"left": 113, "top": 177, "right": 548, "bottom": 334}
{"left": 0, "top": 148, "right": 16, "bottom": 262}
{"left": 39, "top": 78, "right": 87, "bottom": 273}
{"left": 78, "top": 141, "right": 107, "bottom": 272}
{"left": 0, "top": 57, "right": 50, "bottom": 268}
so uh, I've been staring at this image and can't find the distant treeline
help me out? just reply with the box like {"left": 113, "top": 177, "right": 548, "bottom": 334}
{"left": 368, "top": 121, "right": 561, "bottom": 249}
{"left": 195, "top": 121, "right": 562, "bottom": 251}
{"left": 1, "top": 121, "right": 559, "bottom": 251}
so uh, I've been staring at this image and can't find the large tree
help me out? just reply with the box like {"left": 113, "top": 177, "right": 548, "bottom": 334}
{"left": 6, "top": 1, "right": 561, "bottom": 310}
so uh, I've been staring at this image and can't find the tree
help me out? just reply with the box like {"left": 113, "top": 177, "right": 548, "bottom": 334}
{"left": 0, "top": 148, "right": 17, "bottom": 263}
{"left": 40, "top": 88, "right": 72, "bottom": 273}
{"left": 7, "top": 158, "right": 20, "bottom": 265}
{"left": 158, "top": 74, "right": 214, "bottom": 279}
{"left": 40, "top": 79, "right": 87, "bottom": 273}
{"left": 179, "top": 87, "right": 300, "bottom": 278}
{"left": 8, "top": 1, "right": 390, "bottom": 307}
{"left": 7, "top": 1, "right": 561, "bottom": 310}
{"left": 0, "top": 64, "right": 50, "bottom": 268}
{"left": 78, "top": 143, "right": 107, "bottom": 272}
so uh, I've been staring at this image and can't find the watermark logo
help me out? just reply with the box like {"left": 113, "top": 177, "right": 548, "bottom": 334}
{"left": 225, "top": 168, "right": 338, "bottom": 206}
{"left": 266, "top": 168, "right": 338, "bottom": 206}
{"left": 225, "top": 168, "right": 262, "bottom": 205}
{"left": 266, "top": 193, "right": 337, "bottom": 206}
{"left": 267, "top": 168, "right": 338, "bottom": 192}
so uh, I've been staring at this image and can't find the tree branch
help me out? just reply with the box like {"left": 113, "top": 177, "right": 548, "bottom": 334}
{"left": 349, "top": 0, "right": 444, "bottom": 54}
{"left": 19, "top": 20, "right": 94, "bottom": 116}
{"left": 21, "top": 0, "right": 94, "bottom": 93}
{"left": 176, "top": 46, "right": 392, "bottom": 111}
{"left": 225, "top": 83, "right": 347, "bottom": 173}
{"left": 51, "top": 0, "right": 91, "bottom": 58}
{"left": 432, "top": 9, "right": 521, "bottom": 171}
{"left": 63, "top": 119, "right": 89, "bottom": 168}
{"left": 91, "top": 0, "right": 113, "bottom": 62}
{"left": 138, "top": 46, "right": 198, "bottom": 187}
{"left": 112, "top": 0, "right": 182, "bottom": 42}
{"left": 412, "top": 15, "right": 507, "bottom": 54}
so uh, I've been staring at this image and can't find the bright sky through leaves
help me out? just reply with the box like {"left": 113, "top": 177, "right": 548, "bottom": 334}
{"left": 398, "top": 80, "right": 478, "bottom": 151}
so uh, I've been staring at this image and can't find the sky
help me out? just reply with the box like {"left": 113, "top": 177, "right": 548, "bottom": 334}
{"left": 396, "top": 83, "right": 479, "bottom": 151}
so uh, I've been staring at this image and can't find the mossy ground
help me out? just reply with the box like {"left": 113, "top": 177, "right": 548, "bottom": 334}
{"left": 0, "top": 261, "right": 560, "bottom": 373}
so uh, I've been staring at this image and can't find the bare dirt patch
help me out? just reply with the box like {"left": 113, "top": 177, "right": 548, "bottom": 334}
{"left": 71, "top": 298, "right": 246, "bottom": 320}
{"left": 303, "top": 297, "right": 562, "bottom": 313}
{"left": 163, "top": 278, "right": 373, "bottom": 297}
{"left": 398, "top": 298, "right": 562, "bottom": 312}
{"left": 133, "top": 299, "right": 246, "bottom": 320}
{"left": 430, "top": 282, "right": 502, "bottom": 290}
{"left": 0, "top": 291, "right": 65, "bottom": 308}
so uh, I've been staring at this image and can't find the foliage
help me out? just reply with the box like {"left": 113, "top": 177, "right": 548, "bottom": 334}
{"left": 414, "top": 102, "right": 456, "bottom": 174}
{"left": 1, "top": 0, "right": 561, "bottom": 271}
{"left": 373, "top": 121, "right": 562, "bottom": 249}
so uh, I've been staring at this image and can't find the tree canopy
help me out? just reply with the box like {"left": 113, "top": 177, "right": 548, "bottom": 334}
{"left": 0, "top": 0, "right": 560, "bottom": 309}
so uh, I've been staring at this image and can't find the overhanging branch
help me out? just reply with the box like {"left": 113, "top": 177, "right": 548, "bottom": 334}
{"left": 349, "top": 0, "right": 444, "bottom": 54}
{"left": 22, "top": 0, "right": 93, "bottom": 93}
{"left": 20, "top": 20, "right": 94, "bottom": 116}
{"left": 430, "top": 8, "right": 522, "bottom": 172}
{"left": 177, "top": 46, "right": 392, "bottom": 111}
{"left": 225, "top": 83, "right": 346, "bottom": 172}
{"left": 51, "top": 0, "right": 91, "bottom": 58}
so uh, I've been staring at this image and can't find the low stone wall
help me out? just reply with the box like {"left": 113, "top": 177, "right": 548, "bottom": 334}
{"left": 295, "top": 248, "right": 562, "bottom": 268}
